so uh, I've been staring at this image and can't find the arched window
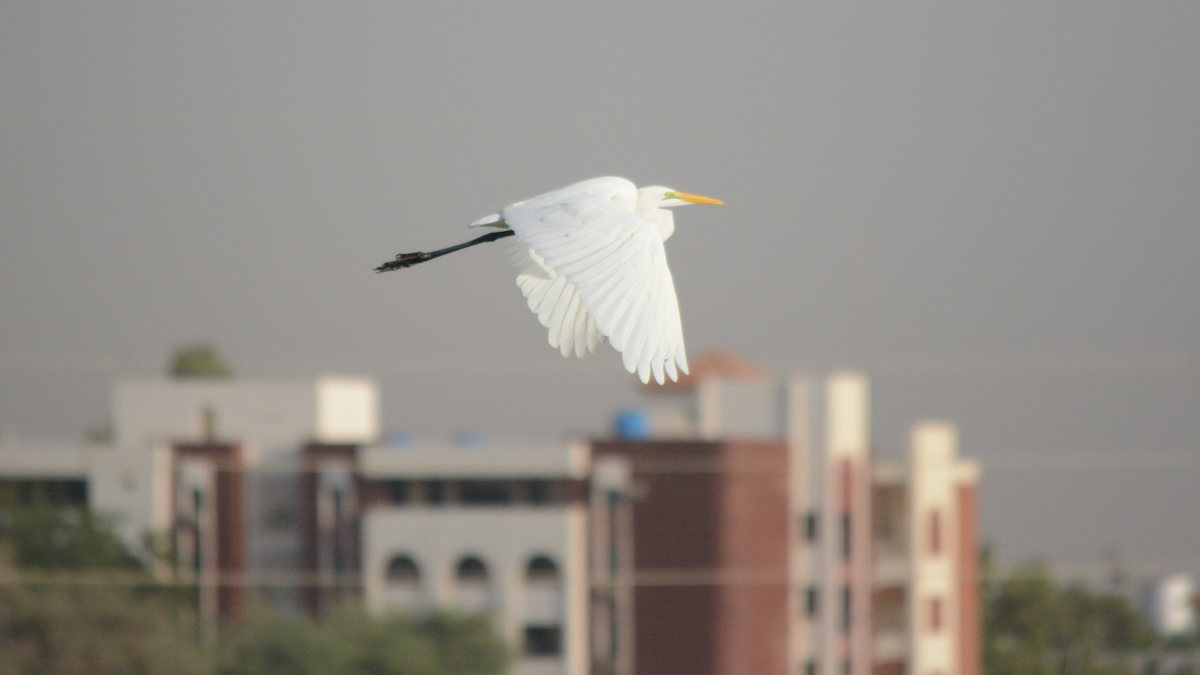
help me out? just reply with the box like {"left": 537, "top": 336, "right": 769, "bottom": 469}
{"left": 456, "top": 555, "right": 490, "bottom": 582}
{"left": 526, "top": 555, "right": 561, "bottom": 582}
{"left": 523, "top": 555, "right": 564, "bottom": 635}
{"left": 386, "top": 555, "right": 421, "bottom": 583}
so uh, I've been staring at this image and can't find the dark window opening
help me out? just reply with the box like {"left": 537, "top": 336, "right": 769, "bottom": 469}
{"left": 527, "top": 556, "right": 561, "bottom": 582}
{"left": 524, "top": 626, "right": 562, "bottom": 656}
{"left": 460, "top": 481, "right": 511, "bottom": 505}
{"left": 387, "top": 481, "right": 409, "bottom": 504}
{"left": 841, "top": 514, "right": 851, "bottom": 559}
{"left": 805, "top": 586, "right": 819, "bottom": 617}
{"left": 386, "top": 555, "right": 420, "bottom": 583}
{"left": 456, "top": 556, "right": 489, "bottom": 582}
{"left": 527, "top": 480, "right": 552, "bottom": 504}
{"left": 423, "top": 481, "right": 444, "bottom": 504}
{"left": 0, "top": 479, "right": 88, "bottom": 507}
{"left": 841, "top": 586, "right": 851, "bottom": 633}
{"left": 930, "top": 597, "right": 942, "bottom": 631}
{"left": 804, "top": 660, "right": 818, "bottom": 675}
{"left": 842, "top": 660, "right": 852, "bottom": 675}
{"left": 804, "top": 511, "right": 819, "bottom": 542}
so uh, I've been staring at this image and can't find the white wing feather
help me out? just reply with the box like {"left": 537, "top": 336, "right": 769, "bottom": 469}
{"left": 499, "top": 182, "right": 688, "bottom": 384}
{"left": 504, "top": 238, "right": 604, "bottom": 358}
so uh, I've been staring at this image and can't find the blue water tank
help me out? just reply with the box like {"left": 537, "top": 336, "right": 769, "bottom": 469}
{"left": 614, "top": 409, "right": 652, "bottom": 440}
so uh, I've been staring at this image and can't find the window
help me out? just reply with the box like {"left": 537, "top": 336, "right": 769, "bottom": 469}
{"left": 804, "top": 586, "right": 819, "bottom": 617}
{"left": 527, "top": 556, "right": 561, "bottom": 582}
{"left": 841, "top": 586, "right": 851, "bottom": 633}
{"left": 803, "top": 511, "right": 819, "bottom": 542}
{"left": 930, "top": 597, "right": 942, "bottom": 632}
{"left": 456, "top": 556, "right": 489, "bottom": 582}
{"left": 801, "top": 583, "right": 820, "bottom": 614}
{"left": 461, "top": 481, "right": 511, "bottom": 505}
{"left": 842, "top": 660, "right": 852, "bottom": 675}
{"left": 386, "top": 556, "right": 420, "bottom": 583}
{"left": 804, "top": 660, "right": 818, "bottom": 675}
{"left": 0, "top": 479, "right": 88, "bottom": 506}
{"left": 527, "top": 480, "right": 552, "bottom": 504}
{"left": 387, "top": 480, "right": 409, "bottom": 504}
{"left": 524, "top": 626, "right": 562, "bottom": 656}
{"left": 929, "top": 510, "right": 942, "bottom": 555}
{"left": 423, "top": 480, "right": 445, "bottom": 504}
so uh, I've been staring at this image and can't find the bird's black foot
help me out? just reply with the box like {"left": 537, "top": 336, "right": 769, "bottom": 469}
{"left": 374, "top": 252, "right": 432, "bottom": 273}
{"left": 374, "top": 229, "right": 515, "bottom": 273}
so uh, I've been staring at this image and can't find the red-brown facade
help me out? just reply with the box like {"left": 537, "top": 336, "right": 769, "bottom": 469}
{"left": 172, "top": 442, "right": 246, "bottom": 621}
{"left": 593, "top": 440, "right": 790, "bottom": 675}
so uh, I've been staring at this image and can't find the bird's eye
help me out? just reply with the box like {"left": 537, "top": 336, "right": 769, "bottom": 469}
{"left": 664, "top": 191, "right": 680, "bottom": 199}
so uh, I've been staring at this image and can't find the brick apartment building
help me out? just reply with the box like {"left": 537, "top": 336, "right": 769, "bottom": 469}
{"left": 588, "top": 362, "right": 982, "bottom": 675}
{"left": 0, "top": 358, "right": 981, "bottom": 675}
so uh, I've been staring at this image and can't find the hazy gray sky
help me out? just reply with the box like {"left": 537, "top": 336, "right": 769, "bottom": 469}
{"left": 2, "top": 3, "right": 1198, "bottom": 577}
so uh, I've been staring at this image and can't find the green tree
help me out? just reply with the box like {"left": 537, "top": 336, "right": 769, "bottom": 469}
{"left": 0, "top": 492, "right": 207, "bottom": 675}
{"left": 170, "top": 344, "right": 234, "bottom": 379}
{"left": 0, "top": 505, "right": 142, "bottom": 572}
{"left": 0, "top": 491, "right": 511, "bottom": 675}
{"left": 985, "top": 562, "right": 1156, "bottom": 675}
{"left": 0, "top": 483, "right": 142, "bottom": 571}
{"left": 0, "top": 582, "right": 210, "bottom": 675}
{"left": 217, "top": 605, "right": 509, "bottom": 675}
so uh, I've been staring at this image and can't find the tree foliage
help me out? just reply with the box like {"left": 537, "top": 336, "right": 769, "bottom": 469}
{"left": 984, "top": 562, "right": 1157, "bottom": 675}
{"left": 217, "top": 606, "right": 509, "bottom": 675}
{"left": 0, "top": 583, "right": 210, "bottom": 675}
{"left": 0, "top": 492, "right": 205, "bottom": 674}
{"left": 0, "top": 496, "right": 509, "bottom": 675}
{"left": 0, "top": 503, "right": 143, "bottom": 572}
{"left": 170, "top": 344, "right": 234, "bottom": 379}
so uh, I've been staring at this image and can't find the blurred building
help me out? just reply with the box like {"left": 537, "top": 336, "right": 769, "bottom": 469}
{"left": 0, "top": 357, "right": 983, "bottom": 675}
{"left": 598, "top": 360, "right": 982, "bottom": 675}
{"left": 1141, "top": 574, "right": 1196, "bottom": 638}
{"left": 337, "top": 440, "right": 594, "bottom": 675}
{"left": 0, "top": 376, "right": 380, "bottom": 618}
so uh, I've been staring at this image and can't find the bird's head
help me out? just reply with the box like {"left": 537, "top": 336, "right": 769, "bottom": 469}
{"left": 639, "top": 186, "right": 725, "bottom": 209}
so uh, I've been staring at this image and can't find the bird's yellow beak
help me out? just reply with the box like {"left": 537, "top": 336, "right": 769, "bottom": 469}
{"left": 667, "top": 191, "right": 724, "bottom": 205}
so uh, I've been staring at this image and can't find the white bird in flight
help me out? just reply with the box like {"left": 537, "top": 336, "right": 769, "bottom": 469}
{"left": 375, "top": 176, "right": 724, "bottom": 384}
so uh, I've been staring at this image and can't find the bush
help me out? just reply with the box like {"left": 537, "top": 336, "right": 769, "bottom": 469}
{"left": 217, "top": 605, "right": 509, "bottom": 675}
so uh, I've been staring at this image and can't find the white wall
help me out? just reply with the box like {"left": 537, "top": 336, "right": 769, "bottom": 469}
{"left": 908, "top": 423, "right": 960, "bottom": 675}
{"left": 363, "top": 505, "right": 588, "bottom": 675}
{"left": 113, "top": 377, "right": 379, "bottom": 452}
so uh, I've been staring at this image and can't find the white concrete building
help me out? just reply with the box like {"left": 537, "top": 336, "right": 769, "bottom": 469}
{"left": 107, "top": 375, "right": 377, "bottom": 557}
{"left": 0, "top": 376, "right": 379, "bottom": 617}
{"left": 1143, "top": 574, "right": 1196, "bottom": 638}
{"left": 355, "top": 441, "right": 593, "bottom": 675}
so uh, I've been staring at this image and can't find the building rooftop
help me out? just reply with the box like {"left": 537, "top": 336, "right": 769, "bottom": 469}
{"left": 0, "top": 441, "right": 91, "bottom": 478}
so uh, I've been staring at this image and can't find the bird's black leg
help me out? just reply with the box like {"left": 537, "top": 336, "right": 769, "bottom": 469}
{"left": 374, "top": 229, "right": 516, "bottom": 273}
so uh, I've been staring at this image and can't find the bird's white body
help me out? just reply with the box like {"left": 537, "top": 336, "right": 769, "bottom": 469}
{"left": 469, "top": 176, "right": 718, "bottom": 385}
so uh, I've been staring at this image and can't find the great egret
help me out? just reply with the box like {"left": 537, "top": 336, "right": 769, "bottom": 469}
{"left": 375, "top": 176, "right": 723, "bottom": 384}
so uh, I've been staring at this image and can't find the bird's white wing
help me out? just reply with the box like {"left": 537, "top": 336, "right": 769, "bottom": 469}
{"left": 504, "top": 237, "right": 606, "bottom": 359}
{"left": 502, "top": 189, "right": 688, "bottom": 384}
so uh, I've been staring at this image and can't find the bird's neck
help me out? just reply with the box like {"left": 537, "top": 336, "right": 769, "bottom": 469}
{"left": 638, "top": 206, "right": 675, "bottom": 241}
